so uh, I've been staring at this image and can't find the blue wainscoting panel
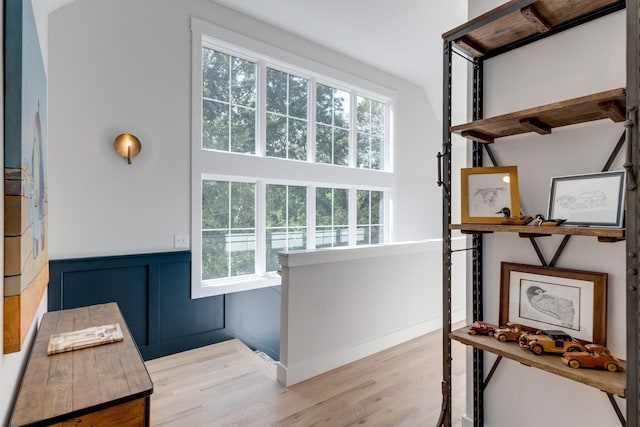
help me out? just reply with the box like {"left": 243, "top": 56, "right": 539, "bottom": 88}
{"left": 48, "top": 251, "right": 280, "bottom": 361}
{"left": 56, "top": 265, "right": 150, "bottom": 346}
{"left": 226, "top": 286, "right": 281, "bottom": 361}
{"left": 157, "top": 261, "right": 224, "bottom": 341}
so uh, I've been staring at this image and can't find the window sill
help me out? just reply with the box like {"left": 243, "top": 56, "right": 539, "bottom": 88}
{"left": 192, "top": 274, "right": 281, "bottom": 298}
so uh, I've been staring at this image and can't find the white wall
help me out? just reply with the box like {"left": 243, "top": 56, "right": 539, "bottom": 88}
{"left": 0, "top": 0, "right": 49, "bottom": 424}
{"left": 46, "top": 0, "right": 465, "bottom": 412}
{"left": 278, "top": 239, "right": 467, "bottom": 386}
{"left": 47, "top": 0, "right": 442, "bottom": 260}
{"left": 461, "top": 2, "right": 626, "bottom": 426}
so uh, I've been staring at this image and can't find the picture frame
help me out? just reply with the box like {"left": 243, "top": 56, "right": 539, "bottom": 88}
{"left": 499, "top": 262, "right": 607, "bottom": 345}
{"left": 461, "top": 166, "right": 520, "bottom": 224}
{"left": 548, "top": 170, "right": 625, "bottom": 227}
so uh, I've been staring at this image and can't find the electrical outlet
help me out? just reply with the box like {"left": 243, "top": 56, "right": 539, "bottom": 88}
{"left": 174, "top": 234, "right": 189, "bottom": 249}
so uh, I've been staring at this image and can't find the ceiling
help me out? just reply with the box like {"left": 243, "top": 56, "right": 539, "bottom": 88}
{"left": 211, "top": 0, "right": 467, "bottom": 91}
{"left": 44, "top": 0, "right": 468, "bottom": 92}
{"left": 44, "top": 0, "right": 75, "bottom": 13}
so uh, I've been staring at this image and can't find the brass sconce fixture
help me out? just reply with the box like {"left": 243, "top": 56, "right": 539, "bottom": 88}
{"left": 114, "top": 133, "right": 142, "bottom": 164}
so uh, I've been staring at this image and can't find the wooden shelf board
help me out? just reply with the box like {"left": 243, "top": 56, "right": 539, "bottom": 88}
{"left": 450, "top": 327, "right": 626, "bottom": 397}
{"left": 444, "top": 0, "right": 624, "bottom": 58}
{"left": 450, "top": 223, "right": 624, "bottom": 240}
{"left": 450, "top": 89, "right": 625, "bottom": 143}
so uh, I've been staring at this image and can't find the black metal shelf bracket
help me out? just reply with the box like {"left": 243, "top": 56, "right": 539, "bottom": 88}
{"left": 529, "top": 237, "right": 548, "bottom": 266}
{"left": 528, "top": 234, "right": 572, "bottom": 267}
{"left": 453, "top": 48, "right": 476, "bottom": 64}
{"left": 607, "top": 393, "right": 626, "bottom": 426}
{"left": 451, "top": 247, "right": 478, "bottom": 253}
{"left": 602, "top": 131, "right": 627, "bottom": 173}
{"left": 481, "top": 355, "right": 503, "bottom": 392}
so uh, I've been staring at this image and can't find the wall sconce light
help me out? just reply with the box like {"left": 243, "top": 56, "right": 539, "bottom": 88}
{"left": 114, "top": 133, "right": 142, "bottom": 164}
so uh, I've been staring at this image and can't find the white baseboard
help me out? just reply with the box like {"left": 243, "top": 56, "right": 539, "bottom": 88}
{"left": 461, "top": 414, "right": 473, "bottom": 427}
{"left": 452, "top": 307, "right": 466, "bottom": 324}
{"left": 277, "top": 321, "right": 432, "bottom": 386}
{"left": 277, "top": 309, "right": 467, "bottom": 387}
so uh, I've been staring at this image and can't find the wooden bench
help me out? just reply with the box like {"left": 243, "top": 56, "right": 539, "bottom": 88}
{"left": 9, "top": 302, "right": 153, "bottom": 426}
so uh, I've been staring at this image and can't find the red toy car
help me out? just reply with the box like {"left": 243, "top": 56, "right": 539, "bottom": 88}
{"left": 561, "top": 344, "right": 624, "bottom": 372}
{"left": 466, "top": 321, "right": 496, "bottom": 336}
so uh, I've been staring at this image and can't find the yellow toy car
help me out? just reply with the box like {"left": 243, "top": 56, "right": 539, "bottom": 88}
{"left": 561, "top": 344, "right": 624, "bottom": 372}
{"left": 493, "top": 322, "right": 524, "bottom": 343}
{"left": 518, "top": 330, "right": 586, "bottom": 355}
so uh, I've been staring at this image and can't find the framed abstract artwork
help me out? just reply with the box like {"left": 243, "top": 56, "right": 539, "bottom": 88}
{"left": 4, "top": 0, "right": 49, "bottom": 353}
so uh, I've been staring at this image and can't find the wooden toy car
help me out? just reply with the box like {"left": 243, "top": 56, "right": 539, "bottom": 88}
{"left": 466, "top": 321, "right": 495, "bottom": 336}
{"left": 561, "top": 344, "right": 624, "bottom": 372}
{"left": 493, "top": 322, "right": 524, "bottom": 342}
{"left": 518, "top": 330, "right": 586, "bottom": 355}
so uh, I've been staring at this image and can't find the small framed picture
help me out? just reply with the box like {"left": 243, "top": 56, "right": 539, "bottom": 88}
{"left": 548, "top": 170, "right": 625, "bottom": 227}
{"left": 500, "top": 262, "right": 607, "bottom": 345}
{"left": 461, "top": 166, "right": 520, "bottom": 224}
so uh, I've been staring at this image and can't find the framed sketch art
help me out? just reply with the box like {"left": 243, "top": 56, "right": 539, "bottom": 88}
{"left": 548, "top": 170, "right": 625, "bottom": 227}
{"left": 500, "top": 262, "right": 607, "bottom": 345}
{"left": 461, "top": 166, "right": 520, "bottom": 224}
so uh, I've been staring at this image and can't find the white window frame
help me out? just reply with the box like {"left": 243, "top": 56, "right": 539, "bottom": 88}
{"left": 191, "top": 17, "right": 397, "bottom": 298}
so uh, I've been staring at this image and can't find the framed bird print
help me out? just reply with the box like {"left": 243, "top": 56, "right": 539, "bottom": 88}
{"left": 500, "top": 262, "right": 607, "bottom": 345}
{"left": 461, "top": 166, "right": 520, "bottom": 224}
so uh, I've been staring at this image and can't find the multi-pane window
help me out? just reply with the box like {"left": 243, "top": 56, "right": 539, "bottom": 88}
{"left": 316, "top": 187, "right": 349, "bottom": 248}
{"left": 201, "top": 180, "right": 384, "bottom": 282}
{"left": 357, "top": 97, "right": 385, "bottom": 169}
{"left": 316, "top": 84, "right": 350, "bottom": 166}
{"left": 202, "top": 48, "right": 257, "bottom": 153}
{"left": 193, "top": 26, "right": 393, "bottom": 296}
{"left": 202, "top": 180, "right": 256, "bottom": 280}
{"left": 357, "top": 190, "right": 384, "bottom": 245}
{"left": 266, "top": 69, "right": 308, "bottom": 160}
{"left": 265, "top": 184, "right": 307, "bottom": 271}
{"left": 200, "top": 47, "right": 388, "bottom": 169}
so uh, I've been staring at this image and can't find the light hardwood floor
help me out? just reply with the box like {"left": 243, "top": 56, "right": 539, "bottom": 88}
{"left": 146, "top": 326, "right": 466, "bottom": 426}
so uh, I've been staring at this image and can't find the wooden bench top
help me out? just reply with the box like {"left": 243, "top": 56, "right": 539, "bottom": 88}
{"left": 9, "top": 302, "right": 153, "bottom": 427}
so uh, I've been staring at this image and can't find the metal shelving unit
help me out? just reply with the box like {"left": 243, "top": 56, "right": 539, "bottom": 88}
{"left": 437, "top": 1, "right": 638, "bottom": 426}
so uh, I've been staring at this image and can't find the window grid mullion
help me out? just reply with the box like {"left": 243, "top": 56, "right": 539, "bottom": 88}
{"left": 308, "top": 184, "right": 316, "bottom": 250}
{"left": 227, "top": 59, "right": 233, "bottom": 152}
{"left": 329, "top": 188, "right": 335, "bottom": 247}
{"left": 385, "top": 104, "right": 391, "bottom": 171}
{"left": 285, "top": 76, "right": 291, "bottom": 159}
{"left": 368, "top": 103, "right": 374, "bottom": 168}
{"left": 309, "top": 78, "right": 316, "bottom": 163}
{"left": 330, "top": 89, "right": 335, "bottom": 166}
{"left": 349, "top": 188, "right": 357, "bottom": 245}
{"left": 285, "top": 186, "right": 290, "bottom": 250}
{"left": 257, "top": 62, "right": 266, "bottom": 157}
{"left": 256, "top": 181, "right": 266, "bottom": 275}
{"left": 227, "top": 181, "right": 232, "bottom": 277}
{"left": 349, "top": 93, "right": 357, "bottom": 168}
{"left": 371, "top": 190, "right": 375, "bottom": 243}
